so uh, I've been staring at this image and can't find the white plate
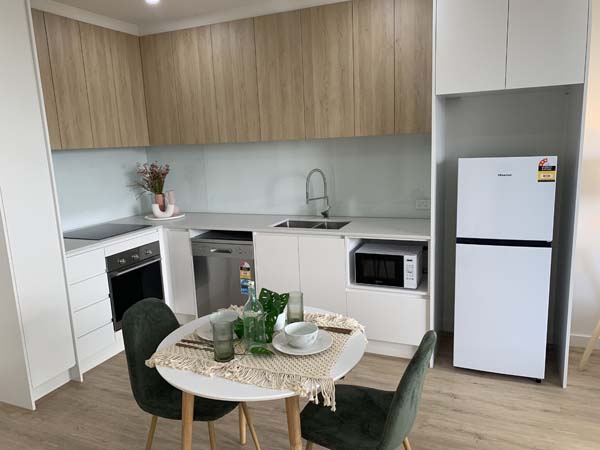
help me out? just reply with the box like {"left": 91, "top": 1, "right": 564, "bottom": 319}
{"left": 144, "top": 213, "right": 186, "bottom": 221}
{"left": 195, "top": 321, "right": 238, "bottom": 342}
{"left": 272, "top": 330, "right": 333, "bottom": 356}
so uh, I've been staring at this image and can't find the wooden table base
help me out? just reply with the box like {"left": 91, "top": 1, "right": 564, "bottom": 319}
{"left": 285, "top": 396, "right": 302, "bottom": 450}
{"left": 181, "top": 392, "right": 195, "bottom": 450}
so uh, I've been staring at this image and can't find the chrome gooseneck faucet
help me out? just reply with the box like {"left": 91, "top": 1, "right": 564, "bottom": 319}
{"left": 306, "top": 168, "right": 330, "bottom": 219}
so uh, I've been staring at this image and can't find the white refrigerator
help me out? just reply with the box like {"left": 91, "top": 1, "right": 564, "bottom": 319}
{"left": 454, "top": 156, "right": 557, "bottom": 380}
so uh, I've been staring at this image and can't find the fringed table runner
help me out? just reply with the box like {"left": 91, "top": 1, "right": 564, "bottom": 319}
{"left": 146, "top": 312, "right": 365, "bottom": 411}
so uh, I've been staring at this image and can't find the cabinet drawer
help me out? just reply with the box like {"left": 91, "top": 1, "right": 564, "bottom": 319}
{"left": 73, "top": 298, "right": 112, "bottom": 338}
{"left": 347, "top": 289, "right": 427, "bottom": 345}
{"left": 69, "top": 273, "right": 109, "bottom": 312}
{"left": 76, "top": 322, "right": 115, "bottom": 360}
{"left": 66, "top": 248, "right": 105, "bottom": 284}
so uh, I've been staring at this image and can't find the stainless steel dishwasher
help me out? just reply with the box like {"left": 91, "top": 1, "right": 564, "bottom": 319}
{"left": 191, "top": 231, "right": 255, "bottom": 317}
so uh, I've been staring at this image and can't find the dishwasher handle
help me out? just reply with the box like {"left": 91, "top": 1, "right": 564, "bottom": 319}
{"left": 210, "top": 248, "right": 233, "bottom": 254}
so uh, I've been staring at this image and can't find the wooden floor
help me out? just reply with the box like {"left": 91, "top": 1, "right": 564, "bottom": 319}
{"left": 1, "top": 342, "right": 600, "bottom": 450}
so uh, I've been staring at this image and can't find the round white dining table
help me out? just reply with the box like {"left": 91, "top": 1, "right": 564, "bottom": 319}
{"left": 156, "top": 307, "right": 366, "bottom": 450}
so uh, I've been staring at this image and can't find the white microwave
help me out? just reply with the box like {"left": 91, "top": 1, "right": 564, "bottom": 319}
{"left": 354, "top": 243, "right": 423, "bottom": 289}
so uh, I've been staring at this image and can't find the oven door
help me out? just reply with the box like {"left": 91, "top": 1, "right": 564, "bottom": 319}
{"left": 355, "top": 253, "right": 405, "bottom": 288}
{"left": 107, "top": 256, "right": 164, "bottom": 331}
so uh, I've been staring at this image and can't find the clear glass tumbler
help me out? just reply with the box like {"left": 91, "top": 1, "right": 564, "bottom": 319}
{"left": 287, "top": 291, "right": 304, "bottom": 324}
{"left": 211, "top": 320, "right": 234, "bottom": 362}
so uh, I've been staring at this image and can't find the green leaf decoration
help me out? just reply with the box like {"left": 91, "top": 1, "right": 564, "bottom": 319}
{"left": 248, "top": 344, "right": 274, "bottom": 355}
{"left": 258, "top": 288, "right": 289, "bottom": 343}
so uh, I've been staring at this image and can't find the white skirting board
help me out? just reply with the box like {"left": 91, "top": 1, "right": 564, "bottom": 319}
{"left": 79, "top": 331, "right": 124, "bottom": 376}
{"left": 571, "top": 333, "right": 600, "bottom": 349}
{"left": 366, "top": 340, "right": 417, "bottom": 360}
{"left": 33, "top": 370, "right": 72, "bottom": 402}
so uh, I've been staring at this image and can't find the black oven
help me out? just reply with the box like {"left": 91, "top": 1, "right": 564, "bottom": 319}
{"left": 106, "top": 241, "right": 164, "bottom": 331}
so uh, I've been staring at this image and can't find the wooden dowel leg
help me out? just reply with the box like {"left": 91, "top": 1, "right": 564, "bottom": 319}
{"left": 145, "top": 415, "right": 158, "bottom": 450}
{"left": 239, "top": 405, "right": 247, "bottom": 445}
{"left": 305, "top": 442, "right": 314, "bottom": 450}
{"left": 208, "top": 421, "right": 217, "bottom": 450}
{"left": 241, "top": 402, "right": 262, "bottom": 450}
{"left": 285, "top": 396, "right": 302, "bottom": 450}
{"left": 181, "top": 392, "right": 195, "bottom": 450}
{"left": 403, "top": 437, "right": 412, "bottom": 450}
{"left": 579, "top": 320, "right": 600, "bottom": 370}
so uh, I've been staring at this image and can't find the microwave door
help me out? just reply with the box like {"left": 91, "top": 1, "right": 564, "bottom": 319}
{"left": 356, "top": 253, "right": 405, "bottom": 288}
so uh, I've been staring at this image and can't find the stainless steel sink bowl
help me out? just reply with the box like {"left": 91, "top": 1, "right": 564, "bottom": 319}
{"left": 273, "top": 219, "right": 350, "bottom": 230}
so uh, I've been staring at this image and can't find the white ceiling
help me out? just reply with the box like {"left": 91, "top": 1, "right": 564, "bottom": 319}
{"left": 45, "top": 0, "right": 345, "bottom": 34}
{"left": 55, "top": 0, "right": 260, "bottom": 26}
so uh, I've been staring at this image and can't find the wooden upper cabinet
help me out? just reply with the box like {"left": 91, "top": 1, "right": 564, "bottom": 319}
{"left": 395, "top": 0, "right": 432, "bottom": 134}
{"left": 80, "top": 23, "right": 121, "bottom": 148}
{"left": 172, "top": 27, "right": 219, "bottom": 144}
{"left": 31, "top": 10, "right": 62, "bottom": 150}
{"left": 211, "top": 19, "right": 260, "bottom": 143}
{"left": 44, "top": 13, "right": 94, "bottom": 149}
{"left": 353, "top": 0, "right": 395, "bottom": 136}
{"left": 110, "top": 30, "right": 149, "bottom": 147}
{"left": 254, "top": 11, "right": 305, "bottom": 141}
{"left": 140, "top": 33, "right": 181, "bottom": 146}
{"left": 301, "top": 2, "right": 354, "bottom": 139}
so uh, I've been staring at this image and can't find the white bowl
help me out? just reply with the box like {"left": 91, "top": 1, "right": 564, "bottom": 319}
{"left": 284, "top": 322, "right": 319, "bottom": 348}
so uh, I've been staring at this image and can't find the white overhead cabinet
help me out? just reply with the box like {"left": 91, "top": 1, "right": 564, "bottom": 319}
{"left": 436, "top": 0, "right": 589, "bottom": 95}
{"left": 506, "top": 0, "right": 589, "bottom": 89}
{"left": 435, "top": 0, "right": 509, "bottom": 95}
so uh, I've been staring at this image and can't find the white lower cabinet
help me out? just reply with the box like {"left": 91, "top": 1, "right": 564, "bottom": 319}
{"left": 254, "top": 233, "right": 301, "bottom": 293}
{"left": 298, "top": 235, "right": 347, "bottom": 314}
{"left": 254, "top": 233, "right": 346, "bottom": 313}
{"left": 76, "top": 323, "right": 115, "bottom": 360}
{"left": 73, "top": 298, "right": 112, "bottom": 338}
{"left": 346, "top": 289, "right": 427, "bottom": 346}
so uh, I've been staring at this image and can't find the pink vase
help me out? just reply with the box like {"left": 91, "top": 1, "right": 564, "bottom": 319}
{"left": 154, "top": 193, "right": 166, "bottom": 212}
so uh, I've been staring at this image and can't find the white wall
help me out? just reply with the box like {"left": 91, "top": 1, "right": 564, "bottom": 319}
{"left": 52, "top": 148, "right": 149, "bottom": 230}
{"left": 571, "top": 0, "right": 600, "bottom": 349}
{"left": 146, "top": 135, "right": 432, "bottom": 219}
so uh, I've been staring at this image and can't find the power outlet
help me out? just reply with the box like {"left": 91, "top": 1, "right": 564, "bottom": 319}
{"left": 415, "top": 199, "right": 431, "bottom": 210}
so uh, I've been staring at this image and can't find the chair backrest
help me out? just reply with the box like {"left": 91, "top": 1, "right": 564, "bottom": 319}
{"left": 121, "top": 298, "right": 180, "bottom": 414}
{"left": 378, "top": 330, "right": 437, "bottom": 450}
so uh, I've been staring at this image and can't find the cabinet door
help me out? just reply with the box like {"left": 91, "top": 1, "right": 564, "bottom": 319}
{"left": 211, "top": 19, "right": 260, "bottom": 143}
{"left": 44, "top": 13, "right": 94, "bottom": 149}
{"left": 255, "top": 11, "right": 305, "bottom": 141}
{"left": 172, "top": 26, "right": 219, "bottom": 144}
{"left": 110, "top": 30, "right": 149, "bottom": 147}
{"left": 31, "top": 10, "right": 61, "bottom": 149}
{"left": 506, "top": 0, "right": 589, "bottom": 89}
{"left": 80, "top": 23, "right": 121, "bottom": 148}
{"left": 254, "top": 233, "right": 300, "bottom": 294}
{"left": 140, "top": 33, "right": 181, "bottom": 145}
{"left": 436, "top": 0, "right": 508, "bottom": 95}
{"left": 395, "top": 0, "right": 432, "bottom": 134}
{"left": 353, "top": 0, "right": 395, "bottom": 136}
{"left": 299, "top": 236, "right": 347, "bottom": 315}
{"left": 302, "top": 2, "right": 354, "bottom": 139}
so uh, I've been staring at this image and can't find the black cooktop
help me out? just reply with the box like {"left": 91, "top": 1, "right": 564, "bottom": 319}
{"left": 63, "top": 223, "right": 152, "bottom": 241}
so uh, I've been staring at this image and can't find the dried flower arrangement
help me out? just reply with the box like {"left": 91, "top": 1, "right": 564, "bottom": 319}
{"left": 135, "top": 161, "right": 170, "bottom": 196}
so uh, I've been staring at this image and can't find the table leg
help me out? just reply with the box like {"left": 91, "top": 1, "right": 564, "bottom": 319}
{"left": 285, "top": 396, "right": 302, "bottom": 450}
{"left": 181, "top": 391, "right": 195, "bottom": 450}
{"left": 239, "top": 405, "right": 247, "bottom": 444}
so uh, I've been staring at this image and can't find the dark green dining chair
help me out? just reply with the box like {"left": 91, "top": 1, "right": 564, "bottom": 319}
{"left": 122, "top": 298, "right": 261, "bottom": 450}
{"left": 300, "top": 330, "right": 436, "bottom": 450}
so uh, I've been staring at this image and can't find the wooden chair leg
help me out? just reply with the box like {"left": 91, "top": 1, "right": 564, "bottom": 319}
{"left": 403, "top": 437, "right": 412, "bottom": 450}
{"left": 579, "top": 319, "right": 600, "bottom": 370}
{"left": 305, "top": 441, "right": 314, "bottom": 450}
{"left": 239, "top": 405, "right": 247, "bottom": 445}
{"left": 207, "top": 421, "right": 217, "bottom": 450}
{"left": 145, "top": 415, "right": 158, "bottom": 450}
{"left": 241, "top": 402, "right": 262, "bottom": 450}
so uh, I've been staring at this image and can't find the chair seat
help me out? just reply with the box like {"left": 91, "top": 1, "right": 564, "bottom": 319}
{"left": 139, "top": 387, "right": 238, "bottom": 422}
{"left": 300, "top": 384, "right": 394, "bottom": 450}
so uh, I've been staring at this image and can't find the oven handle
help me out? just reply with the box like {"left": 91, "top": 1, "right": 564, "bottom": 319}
{"left": 108, "top": 256, "right": 162, "bottom": 278}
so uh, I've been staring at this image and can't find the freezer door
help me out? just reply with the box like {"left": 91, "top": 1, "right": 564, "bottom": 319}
{"left": 457, "top": 156, "right": 557, "bottom": 241}
{"left": 454, "top": 243, "right": 551, "bottom": 379}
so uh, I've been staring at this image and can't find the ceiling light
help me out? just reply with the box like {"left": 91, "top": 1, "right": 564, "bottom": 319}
{"left": 145, "top": 0, "right": 160, "bottom": 5}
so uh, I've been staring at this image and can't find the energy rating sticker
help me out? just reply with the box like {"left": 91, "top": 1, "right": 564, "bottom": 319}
{"left": 538, "top": 158, "right": 556, "bottom": 183}
{"left": 240, "top": 262, "right": 252, "bottom": 294}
